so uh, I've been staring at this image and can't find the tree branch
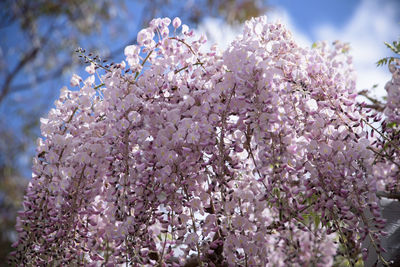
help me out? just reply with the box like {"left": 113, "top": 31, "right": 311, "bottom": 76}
{"left": 0, "top": 47, "right": 40, "bottom": 104}
{"left": 358, "top": 89, "right": 385, "bottom": 112}
{"left": 377, "top": 191, "right": 400, "bottom": 201}
{"left": 10, "top": 61, "right": 72, "bottom": 93}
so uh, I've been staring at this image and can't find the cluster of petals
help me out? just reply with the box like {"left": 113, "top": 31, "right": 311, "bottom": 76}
{"left": 373, "top": 60, "right": 400, "bottom": 195}
{"left": 11, "top": 16, "right": 391, "bottom": 266}
{"left": 385, "top": 59, "right": 400, "bottom": 124}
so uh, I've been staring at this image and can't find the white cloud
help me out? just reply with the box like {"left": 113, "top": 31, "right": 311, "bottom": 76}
{"left": 313, "top": 0, "right": 400, "bottom": 98}
{"left": 196, "top": 17, "right": 242, "bottom": 51}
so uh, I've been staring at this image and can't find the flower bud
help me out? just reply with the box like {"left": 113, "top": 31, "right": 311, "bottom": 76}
{"left": 173, "top": 17, "right": 181, "bottom": 29}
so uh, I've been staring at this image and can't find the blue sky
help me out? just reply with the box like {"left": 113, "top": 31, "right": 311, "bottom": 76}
{"left": 268, "top": 0, "right": 360, "bottom": 38}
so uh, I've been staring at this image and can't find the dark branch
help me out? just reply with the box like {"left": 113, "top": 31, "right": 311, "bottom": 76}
{"left": 377, "top": 191, "right": 400, "bottom": 201}
{"left": 0, "top": 46, "right": 39, "bottom": 104}
{"left": 10, "top": 61, "right": 72, "bottom": 93}
{"left": 358, "top": 89, "right": 385, "bottom": 112}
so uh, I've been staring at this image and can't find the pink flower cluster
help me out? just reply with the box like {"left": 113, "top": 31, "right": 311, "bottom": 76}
{"left": 373, "top": 60, "right": 400, "bottom": 195}
{"left": 11, "top": 16, "right": 391, "bottom": 266}
{"left": 385, "top": 59, "right": 400, "bottom": 124}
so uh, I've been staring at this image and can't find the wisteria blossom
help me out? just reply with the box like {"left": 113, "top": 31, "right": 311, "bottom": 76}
{"left": 10, "top": 16, "right": 397, "bottom": 266}
{"left": 374, "top": 59, "right": 400, "bottom": 202}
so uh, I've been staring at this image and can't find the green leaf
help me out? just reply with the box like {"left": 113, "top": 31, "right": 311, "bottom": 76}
{"left": 384, "top": 40, "right": 400, "bottom": 54}
{"left": 272, "top": 187, "right": 281, "bottom": 198}
{"left": 302, "top": 212, "right": 310, "bottom": 225}
{"left": 314, "top": 213, "right": 321, "bottom": 229}
{"left": 377, "top": 38, "right": 400, "bottom": 66}
{"left": 376, "top": 56, "right": 397, "bottom": 67}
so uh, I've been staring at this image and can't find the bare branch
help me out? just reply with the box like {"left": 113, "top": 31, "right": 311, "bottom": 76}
{"left": 0, "top": 46, "right": 39, "bottom": 104}
{"left": 377, "top": 191, "right": 400, "bottom": 201}
{"left": 358, "top": 89, "right": 385, "bottom": 112}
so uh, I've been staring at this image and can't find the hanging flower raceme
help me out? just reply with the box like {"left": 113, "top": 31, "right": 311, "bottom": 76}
{"left": 372, "top": 59, "right": 400, "bottom": 198}
{"left": 11, "top": 16, "right": 390, "bottom": 266}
